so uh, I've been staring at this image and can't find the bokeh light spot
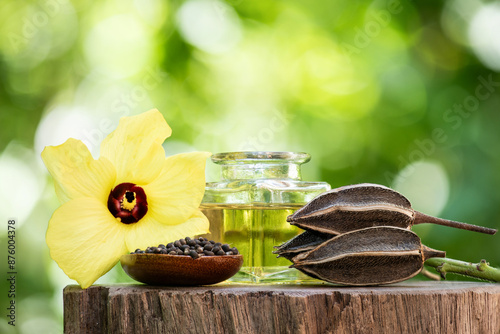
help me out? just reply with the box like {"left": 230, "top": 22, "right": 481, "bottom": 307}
{"left": 84, "top": 14, "right": 151, "bottom": 78}
{"left": 0, "top": 142, "right": 45, "bottom": 228}
{"left": 176, "top": 0, "right": 242, "bottom": 54}
{"left": 34, "top": 106, "right": 100, "bottom": 159}
{"left": 468, "top": 3, "right": 500, "bottom": 71}
{"left": 393, "top": 160, "right": 449, "bottom": 217}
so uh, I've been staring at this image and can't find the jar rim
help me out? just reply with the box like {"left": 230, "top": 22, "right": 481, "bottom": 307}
{"left": 211, "top": 151, "right": 311, "bottom": 164}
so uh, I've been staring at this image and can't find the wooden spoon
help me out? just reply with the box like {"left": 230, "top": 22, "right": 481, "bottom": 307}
{"left": 120, "top": 254, "right": 243, "bottom": 286}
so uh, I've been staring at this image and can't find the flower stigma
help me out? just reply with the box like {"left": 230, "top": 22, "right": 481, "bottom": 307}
{"left": 121, "top": 191, "right": 137, "bottom": 211}
{"left": 108, "top": 183, "right": 148, "bottom": 224}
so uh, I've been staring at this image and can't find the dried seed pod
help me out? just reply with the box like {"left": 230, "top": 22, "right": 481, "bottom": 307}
{"left": 287, "top": 183, "right": 497, "bottom": 235}
{"left": 273, "top": 230, "right": 332, "bottom": 259}
{"left": 291, "top": 226, "right": 445, "bottom": 286}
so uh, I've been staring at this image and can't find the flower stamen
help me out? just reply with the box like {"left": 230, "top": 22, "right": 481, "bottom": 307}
{"left": 121, "top": 191, "right": 137, "bottom": 211}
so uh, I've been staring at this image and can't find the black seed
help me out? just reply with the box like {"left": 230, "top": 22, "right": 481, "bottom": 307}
{"left": 141, "top": 238, "right": 234, "bottom": 257}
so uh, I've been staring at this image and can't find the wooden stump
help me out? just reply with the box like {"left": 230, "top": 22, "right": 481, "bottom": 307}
{"left": 64, "top": 282, "right": 500, "bottom": 333}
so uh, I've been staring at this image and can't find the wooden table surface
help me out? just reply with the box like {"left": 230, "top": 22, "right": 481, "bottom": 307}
{"left": 64, "top": 281, "right": 500, "bottom": 334}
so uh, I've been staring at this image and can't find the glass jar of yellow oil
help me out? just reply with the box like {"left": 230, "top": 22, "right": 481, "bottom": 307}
{"left": 200, "top": 152, "right": 330, "bottom": 283}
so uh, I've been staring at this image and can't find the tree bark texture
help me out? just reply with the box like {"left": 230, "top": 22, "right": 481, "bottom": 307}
{"left": 64, "top": 282, "right": 500, "bottom": 334}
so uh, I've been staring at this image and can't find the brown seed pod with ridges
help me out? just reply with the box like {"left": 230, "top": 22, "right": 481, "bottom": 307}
{"left": 287, "top": 183, "right": 497, "bottom": 235}
{"left": 273, "top": 230, "right": 333, "bottom": 260}
{"left": 291, "top": 226, "right": 445, "bottom": 286}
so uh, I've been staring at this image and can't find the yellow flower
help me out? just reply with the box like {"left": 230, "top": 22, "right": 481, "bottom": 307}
{"left": 42, "top": 109, "right": 211, "bottom": 288}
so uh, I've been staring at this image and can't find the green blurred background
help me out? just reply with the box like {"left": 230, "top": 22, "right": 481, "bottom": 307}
{"left": 1, "top": 0, "right": 500, "bottom": 332}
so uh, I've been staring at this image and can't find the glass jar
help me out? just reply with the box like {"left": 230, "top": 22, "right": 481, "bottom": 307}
{"left": 200, "top": 152, "right": 331, "bottom": 283}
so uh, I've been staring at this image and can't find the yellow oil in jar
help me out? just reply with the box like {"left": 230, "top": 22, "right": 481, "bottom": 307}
{"left": 200, "top": 204, "right": 316, "bottom": 283}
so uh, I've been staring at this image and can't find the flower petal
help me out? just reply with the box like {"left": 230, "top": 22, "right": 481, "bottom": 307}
{"left": 100, "top": 109, "right": 172, "bottom": 185}
{"left": 46, "top": 197, "right": 128, "bottom": 289}
{"left": 41, "top": 138, "right": 116, "bottom": 204}
{"left": 142, "top": 151, "right": 211, "bottom": 225}
{"left": 125, "top": 210, "right": 210, "bottom": 251}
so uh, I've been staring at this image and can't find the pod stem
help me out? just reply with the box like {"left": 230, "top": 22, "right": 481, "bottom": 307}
{"left": 425, "top": 257, "right": 500, "bottom": 282}
{"left": 414, "top": 211, "right": 497, "bottom": 235}
{"left": 421, "top": 245, "right": 446, "bottom": 260}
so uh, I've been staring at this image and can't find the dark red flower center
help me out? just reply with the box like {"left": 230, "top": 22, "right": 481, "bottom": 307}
{"left": 108, "top": 183, "right": 148, "bottom": 224}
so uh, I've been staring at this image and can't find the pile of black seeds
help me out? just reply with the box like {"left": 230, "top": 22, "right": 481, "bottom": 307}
{"left": 130, "top": 237, "right": 239, "bottom": 259}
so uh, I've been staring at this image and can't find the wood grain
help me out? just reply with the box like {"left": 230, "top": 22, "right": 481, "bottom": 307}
{"left": 64, "top": 282, "right": 500, "bottom": 334}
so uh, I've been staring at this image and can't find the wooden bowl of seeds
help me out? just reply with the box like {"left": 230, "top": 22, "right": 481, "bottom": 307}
{"left": 120, "top": 237, "right": 243, "bottom": 286}
{"left": 120, "top": 254, "right": 243, "bottom": 286}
